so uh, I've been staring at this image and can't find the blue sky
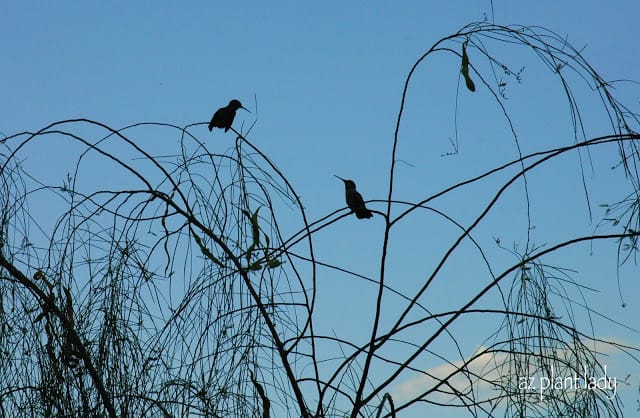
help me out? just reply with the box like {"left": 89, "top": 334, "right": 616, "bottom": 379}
{"left": 2, "top": 1, "right": 640, "bottom": 417}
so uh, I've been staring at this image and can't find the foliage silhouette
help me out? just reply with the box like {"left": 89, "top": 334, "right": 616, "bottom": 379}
{"left": 1, "top": 21, "right": 640, "bottom": 418}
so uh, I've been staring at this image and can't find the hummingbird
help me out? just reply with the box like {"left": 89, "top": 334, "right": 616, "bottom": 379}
{"left": 208, "top": 99, "right": 249, "bottom": 132}
{"left": 335, "top": 175, "right": 373, "bottom": 219}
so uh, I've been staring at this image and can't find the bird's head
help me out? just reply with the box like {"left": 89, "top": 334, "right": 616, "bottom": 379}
{"left": 229, "top": 99, "right": 250, "bottom": 113}
{"left": 334, "top": 175, "right": 356, "bottom": 190}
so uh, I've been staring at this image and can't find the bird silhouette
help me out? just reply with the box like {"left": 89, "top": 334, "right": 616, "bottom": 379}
{"left": 208, "top": 99, "right": 249, "bottom": 132}
{"left": 335, "top": 175, "right": 373, "bottom": 219}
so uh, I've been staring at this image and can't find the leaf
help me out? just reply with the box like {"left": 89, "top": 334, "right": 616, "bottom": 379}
{"left": 267, "top": 259, "right": 283, "bottom": 269}
{"left": 191, "top": 229, "right": 224, "bottom": 267}
{"left": 241, "top": 206, "right": 262, "bottom": 248}
{"left": 461, "top": 42, "right": 476, "bottom": 92}
{"left": 249, "top": 207, "right": 261, "bottom": 247}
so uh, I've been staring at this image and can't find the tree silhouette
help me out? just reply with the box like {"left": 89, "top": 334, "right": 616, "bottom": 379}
{"left": 1, "top": 22, "right": 639, "bottom": 418}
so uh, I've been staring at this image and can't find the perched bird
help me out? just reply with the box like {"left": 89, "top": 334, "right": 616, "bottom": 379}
{"left": 208, "top": 99, "right": 249, "bottom": 132}
{"left": 335, "top": 175, "right": 373, "bottom": 219}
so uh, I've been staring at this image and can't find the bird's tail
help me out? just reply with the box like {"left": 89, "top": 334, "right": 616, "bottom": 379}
{"left": 355, "top": 209, "right": 373, "bottom": 219}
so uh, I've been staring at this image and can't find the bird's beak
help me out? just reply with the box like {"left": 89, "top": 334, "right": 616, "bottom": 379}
{"left": 241, "top": 106, "right": 251, "bottom": 113}
{"left": 334, "top": 174, "right": 346, "bottom": 182}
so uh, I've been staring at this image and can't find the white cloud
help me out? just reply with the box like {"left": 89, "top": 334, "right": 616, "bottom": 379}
{"left": 390, "top": 339, "right": 633, "bottom": 407}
